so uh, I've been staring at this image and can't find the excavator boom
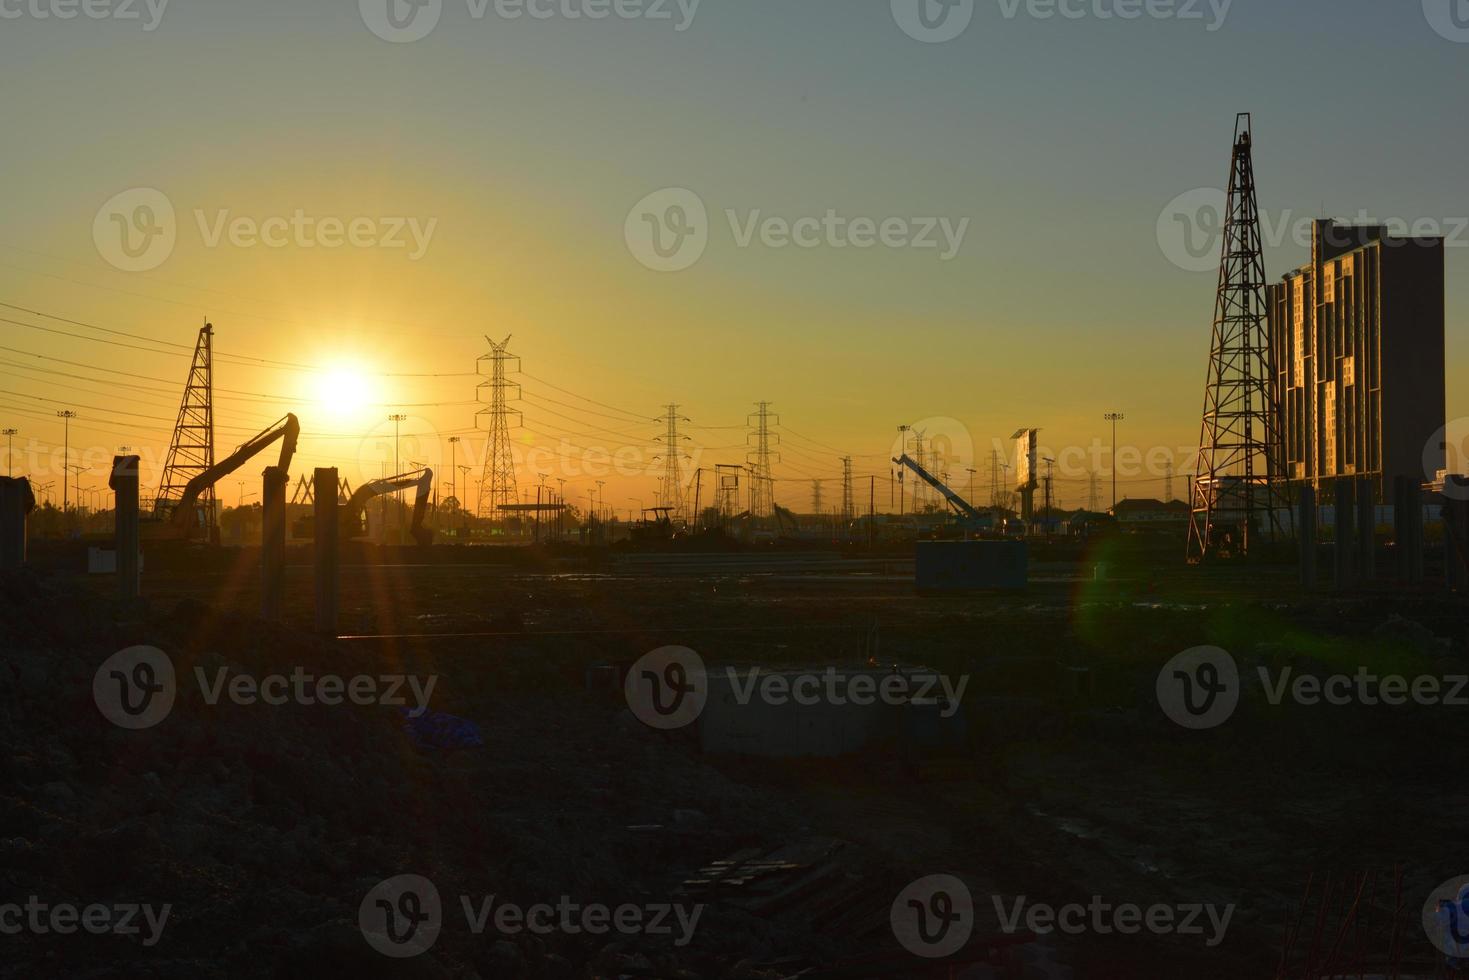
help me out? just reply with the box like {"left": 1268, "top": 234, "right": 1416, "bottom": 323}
{"left": 892, "top": 453, "right": 985, "bottom": 522}
{"left": 340, "top": 468, "right": 435, "bottom": 546}
{"left": 160, "top": 414, "right": 300, "bottom": 538}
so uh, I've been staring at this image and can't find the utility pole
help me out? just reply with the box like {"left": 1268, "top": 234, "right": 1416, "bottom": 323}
{"left": 841, "top": 457, "right": 854, "bottom": 528}
{"left": 1104, "top": 412, "right": 1125, "bottom": 512}
{"left": 388, "top": 414, "right": 407, "bottom": 544}
{"left": 56, "top": 410, "right": 76, "bottom": 514}
{"left": 448, "top": 436, "right": 460, "bottom": 533}
{"left": 810, "top": 479, "right": 822, "bottom": 517}
{"left": 966, "top": 467, "right": 977, "bottom": 509}
{"left": 1042, "top": 457, "right": 1056, "bottom": 541}
{"left": 1164, "top": 460, "right": 1175, "bottom": 503}
{"left": 2, "top": 428, "right": 15, "bottom": 477}
{"left": 556, "top": 476, "right": 566, "bottom": 541}
{"left": 1087, "top": 471, "right": 1101, "bottom": 512}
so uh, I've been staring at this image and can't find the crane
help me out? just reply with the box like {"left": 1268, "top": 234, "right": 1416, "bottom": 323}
{"left": 147, "top": 414, "right": 300, "bottom": 541}
{"left": 891, "top": 453, "right": 992, "bottom": 534}
{"left": 340, "top": 467, "right": 435, "bottom": 546}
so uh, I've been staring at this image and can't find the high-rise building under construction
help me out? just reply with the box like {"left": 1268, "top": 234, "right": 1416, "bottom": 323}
{"left": 1266, "top": 219, "right": 1445, "bottom": 499}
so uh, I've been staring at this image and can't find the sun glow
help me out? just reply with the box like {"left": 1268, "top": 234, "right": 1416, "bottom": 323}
{"left": 316, "top": 366, "right": 375, "bottom": 417}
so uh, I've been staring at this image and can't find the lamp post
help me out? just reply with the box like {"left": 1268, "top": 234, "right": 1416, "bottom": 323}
{"left": 1103, "top": 412, "right": 1125, "bottom": 511}
{"left": 448, "top": 436, "right": 460, "bottom": 536}
{"left": 2, "top": 428, "right": 16, "bottom": 477}
{"left": 56, "top": 411, "right": 76, "bottom": 513}
{"left": 388, "top": 414, "right": 407, "bottom": 543}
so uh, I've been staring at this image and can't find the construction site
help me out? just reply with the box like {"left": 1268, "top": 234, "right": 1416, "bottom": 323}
{"left": 2, "top": 4, "right": 1468, "bottom": 976}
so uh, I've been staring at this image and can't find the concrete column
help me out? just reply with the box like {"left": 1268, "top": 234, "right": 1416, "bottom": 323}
{"left": 1404, "top": 481, "right": 1416, "bottom": 587}
{"left": 1334, "top": 477, "right": 1355, "bottom": 589}
{"left": 1394, "top": 476, "right": 1410, "bottom": 583}
{"left": 1298, "top": 484, "right": 1317, "bottom": 590}
{"left": 261, "top": 465, "right": 288, "bottom": 621}
{"left": 0, "top": 477, "right": 35, "bottom": 570}
{"left": 313, "top": 467, "right": 339, "bottom": 636}
{"left": 1356, "top": 478, "right": 1375, "bottom": 581}
{"left": 108, "top": 455, "right": 140, "bottom": 601}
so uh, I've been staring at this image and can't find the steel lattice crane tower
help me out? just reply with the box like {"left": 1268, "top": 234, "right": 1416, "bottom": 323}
{"left": 1187, "top": 114, "right": 1289, "bottom": 562}
{"left": 655, "top": 404, "right": 690, "bottom": 519}
{"left": 747, "top": 401, "right": 778, "bottom": 518}
{"left": 157, "top": 322, "right": 216, "bottom": 537}
{"left": 475, "top": 335, "right": 521, "bottom": 522}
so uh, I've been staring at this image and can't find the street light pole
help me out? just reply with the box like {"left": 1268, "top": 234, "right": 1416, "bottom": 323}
{"left": 2, "top": 428, "right": 16, "bottom": 477}
{"left": 1103, "top": 412, "right": 1125, "bottom": 512}
{"left": 388, "top": 414, "right": 407, "bottom": 543}
{"left": 56, "top": 411, "right": 76, "bottom": 513}
{"left": 448, "top": 436, "right": 460, "bottom": 536}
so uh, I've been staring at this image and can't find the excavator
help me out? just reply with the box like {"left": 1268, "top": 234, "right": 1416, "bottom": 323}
{"left": 145, "top": 413, "right": 300, "bottom": 542}
{"left": 892, "top": 453, "right": 993, "bottom": 537}
{"left": 339, "top": 467, "right": 435, "bottom": 546}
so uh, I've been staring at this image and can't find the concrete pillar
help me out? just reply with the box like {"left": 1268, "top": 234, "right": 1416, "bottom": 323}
{"left": 108, "top": 455, "right": 140, "bottom": 601}
{"left": 1356, "top": 478, "right": 1375, "bottom": 582}
{"left": 261, "top": 465, "right": 288, "bottom": 621}
{"left": 1404, "top": 481, "right": 1416, "bottom": 587}
{"left": 1394, "top": 476, "right": 1409, "bottom": 582}
{"left": 1298, "top": 484, "right": 1317, "bottom": 590}
{"left": 1334, "top": 477, "right": 1355, "bottom": 589}
{"left": 0, "top": 477, "right": 35, "bottom": 570}
{"left": 313, "top": 467, "right": 339, "bottom": 636}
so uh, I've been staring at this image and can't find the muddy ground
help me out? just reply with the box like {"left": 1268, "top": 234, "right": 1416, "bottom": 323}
{"left": 4, "top": 539, "right": 1467, "bottom": 977}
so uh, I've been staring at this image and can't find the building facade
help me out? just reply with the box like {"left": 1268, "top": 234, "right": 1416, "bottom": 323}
{"left": 1266, "top": 219, "right": 1445, "bottom": 500}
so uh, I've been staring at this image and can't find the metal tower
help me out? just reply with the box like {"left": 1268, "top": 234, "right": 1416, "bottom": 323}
{"left": 655, "top": 404, "right": 690, "bottom": 519}
{"left": 810, "top": 479, "right": 823, "bottom": 516}
{"left": 1187, "top": 114, "right": 1288, "bottom": 562}
{"left": 475, "top": 335, "right": 521, "bottom": 522}
{"left": 747, "top": 401, "right": 778, "bottom": 518}
{"left": 157, "top": 322, "right": 216, "bottom": 535}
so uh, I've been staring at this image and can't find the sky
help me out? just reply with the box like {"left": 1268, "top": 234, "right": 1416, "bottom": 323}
{"left": 0, "top": 0, "right": 1465, "bottom": 514}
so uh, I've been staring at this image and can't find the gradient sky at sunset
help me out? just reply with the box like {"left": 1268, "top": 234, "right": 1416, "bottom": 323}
{"left": 1, "top": 0, "right": 1464, "bottom": 512}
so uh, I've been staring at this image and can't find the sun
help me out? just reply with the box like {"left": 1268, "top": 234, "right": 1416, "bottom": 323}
{"left": 316, "top": 366, "right": 374, "bottom": 417}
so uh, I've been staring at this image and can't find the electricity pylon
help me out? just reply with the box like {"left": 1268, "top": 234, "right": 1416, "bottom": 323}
{"left": 476, "top": 335, "right": 522, "bottom": 523}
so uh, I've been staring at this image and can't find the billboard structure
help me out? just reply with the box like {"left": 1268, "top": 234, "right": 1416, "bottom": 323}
{"left": 1011, "top": 428, "right": 1039, "bottom": 521}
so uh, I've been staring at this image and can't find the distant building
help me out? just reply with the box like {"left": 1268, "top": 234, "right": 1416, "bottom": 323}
{"left": 1266, "top": 219, "right": 1445, "bottom": 500}
{"left": 1111, "top": 498, "right": 1189, "bottom": 529}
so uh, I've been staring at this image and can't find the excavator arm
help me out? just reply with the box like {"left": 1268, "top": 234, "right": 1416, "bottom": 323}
{"left": 892, "top": 454, "right": 985, "bottom": 522}
{"left": 165, "top": 414, "right": 300, "bottom": 536}
{"left": 340, "top": 468, "right": 435, "bottom": 546}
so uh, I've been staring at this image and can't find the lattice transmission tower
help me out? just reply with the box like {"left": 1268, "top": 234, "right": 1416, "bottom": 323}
{"left": 1187, "top": 114, "right": 1289, "bottom": 562}
{"left": 476, "top": 335, "right": 521, "bottom": 521}
{"left": 747, "top": 401, "right": 778, "bottom": 518}
{"left": 156, "top": 321, "right": 216, "bottom": 536}
{"left": 655, "top": 404, "right": 690, "bottom": 519}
